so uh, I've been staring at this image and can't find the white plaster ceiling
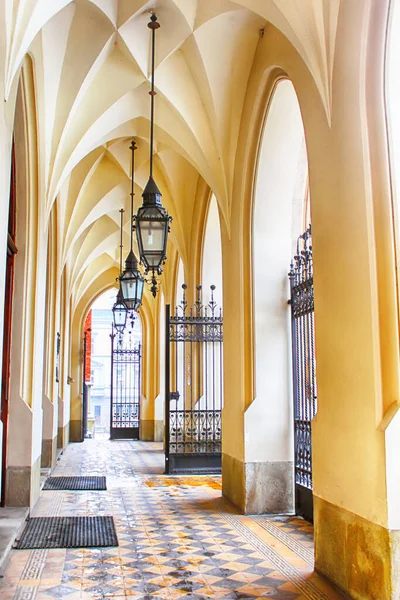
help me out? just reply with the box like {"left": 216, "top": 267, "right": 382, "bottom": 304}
{"left": 4, "top": 0, "right": 341, "bottom": 307}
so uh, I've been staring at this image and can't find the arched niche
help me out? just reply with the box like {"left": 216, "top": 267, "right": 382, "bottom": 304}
{"left": 245, "top": 79, "right": 309, "bottom": 514}
{"left": 201, "top": 194, "right": 223, "bottom": 307}
{"left": 198, "top": 194, "right": 224, "bottom": 412}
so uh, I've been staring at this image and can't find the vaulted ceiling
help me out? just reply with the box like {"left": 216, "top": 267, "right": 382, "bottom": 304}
{"left": 4, "top": 0, "right": 341, "bottom": 310}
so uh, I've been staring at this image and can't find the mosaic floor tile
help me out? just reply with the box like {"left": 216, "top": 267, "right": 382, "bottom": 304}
{"left": 0, "top": 440, "right": 348, "bottom": 599}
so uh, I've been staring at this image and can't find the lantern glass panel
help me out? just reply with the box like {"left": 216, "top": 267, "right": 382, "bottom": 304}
{"left": 136, "top": 278, "right": 145, "bottom": 305}
{"left": 113, "top": 304, "right": 127, "bottom": 331}
{"left": 120, "top": 271, "right": 144, "bottom": 311}
{"left": 141, "top": 220, "right": 165, "bottom": 253}
{"left": 136, "top": 207, "right": 168, "bottom": 270}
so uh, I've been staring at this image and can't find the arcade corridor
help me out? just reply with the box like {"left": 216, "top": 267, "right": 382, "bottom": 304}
{"left": 2, "top": 1, "right": 400, "bottom": 598}
{"left": 0, "top": 440, "right": 345, "bottom": 600}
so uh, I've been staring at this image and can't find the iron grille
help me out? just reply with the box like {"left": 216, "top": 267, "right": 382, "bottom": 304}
{"left": 289, "top": 225, "right": 317, "bottom": 504}
{"left": 165, "top": 284, "right": 223, "bottom": 473}
{"left": 110, "top": 327, "right": 141, "bottom": 439}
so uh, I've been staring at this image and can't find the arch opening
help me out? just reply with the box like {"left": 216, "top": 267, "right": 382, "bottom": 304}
{"left": 246, "top": 79, "right": 311, "bottom": 516}
{"left": 83, "top": 288, "right": 142, "bottom": 441}
{"left": 201, "top": 194, "right": 223, "bottom": 308}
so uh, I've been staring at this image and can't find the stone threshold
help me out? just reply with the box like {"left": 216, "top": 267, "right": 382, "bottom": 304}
{"left": 0, "top": 507, "right": 29, "bottom": 576}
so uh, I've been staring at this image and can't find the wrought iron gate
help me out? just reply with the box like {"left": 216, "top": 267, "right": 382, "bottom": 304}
{"left": 165, "top": 284, "right": 223, "bottom": 474}
{"left": 110, "top": 325, "right": 141, "bottom": 440}
{"left": 289, "top": 225, "right": 317, "bottom": 522}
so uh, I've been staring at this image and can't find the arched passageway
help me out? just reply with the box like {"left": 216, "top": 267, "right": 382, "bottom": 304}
{"left": 0, "top": 2, "right": 398, "bottom": 599}
{"left": 82, "top": 289, "right": 143, "bottom": 441}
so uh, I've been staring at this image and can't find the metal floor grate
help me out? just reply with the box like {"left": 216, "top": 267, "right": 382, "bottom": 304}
{"left": 43, "top": 476, "right": 107, "bottom": 491}
{"left": 16, "top": 516, "right": 118, "bottom": 549}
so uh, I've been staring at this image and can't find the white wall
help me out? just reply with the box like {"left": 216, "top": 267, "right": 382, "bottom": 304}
{"left": 201, "top": 195, "right": 223, "bottom": 306}
{"left": 245, "top": 80, "right": 307, "bottom": 463}
{"left": 175, "top": 259, "right": 185, "bottom": 409}
{"left": 199, "top": 195, "right": 223, "bottom": 410}
{"left": 155, "top": 291, "right": 165, "bottom": 423}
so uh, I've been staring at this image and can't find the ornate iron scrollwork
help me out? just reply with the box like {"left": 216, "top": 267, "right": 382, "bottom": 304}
{"left": 289, "top": 225, "right": 317, "bottom": 493}
{"left": 166, "top": 284, "right": 223, "bottom": 471}
{"left": 110, "top": 325, "right": 141, "bottom": 437}
{"left": 170, "top": 285, "right": 223, "bottom": 343}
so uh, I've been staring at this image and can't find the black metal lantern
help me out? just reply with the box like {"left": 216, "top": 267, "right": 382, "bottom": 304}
{"left": 134, "top": 13, "right": 171, "bottom": 297}
{"left": 136, "top": 177, "right": 169, "bottom": 273}
{"left": 120, "top": 141, "right": 144, "bottom": 311}
{"left": 120, "top": 250, "right": 144, "bottom": 311}
{"left": 112, "top": 289, "right": 127, "bottom": 333}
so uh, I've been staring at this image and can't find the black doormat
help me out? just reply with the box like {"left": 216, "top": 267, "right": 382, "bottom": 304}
{"left": 16, "top": 516, "right": 118, "bottom": 549}
{"left": 43, "top": 476, "right": 107, "bottom": 491}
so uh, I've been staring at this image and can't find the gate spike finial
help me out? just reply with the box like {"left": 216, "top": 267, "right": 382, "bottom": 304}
{"left": 180, "top": 283, "right": 188, "bottom": 315}
{"left": 196, "top": 285, "right": 202, "bottom": 316}
{"left": 209, "top": 284, "right": 217, "bottom": 315}
{"left": 289, "top": 260, "right": 295, "bottom": 280}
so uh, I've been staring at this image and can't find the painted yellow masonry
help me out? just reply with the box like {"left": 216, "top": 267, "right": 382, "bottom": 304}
{"left": 0, "top": 1, "right": 398, "bottom": 598}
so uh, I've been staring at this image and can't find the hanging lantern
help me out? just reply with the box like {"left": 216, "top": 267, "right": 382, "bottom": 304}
{"left": 136, "top": 178, "right": 170, "bottom": 273}
{"left": 120, "top": 141, "right": 144, "bottom": 312}
{"left": 112, "top": 289, "right": 127, "bottom": 333}
{"left": 120, "top": 250, "right": 144, "bottom": 312}
{"left": 134, "top": 13, "right": 171, "bottom": 296}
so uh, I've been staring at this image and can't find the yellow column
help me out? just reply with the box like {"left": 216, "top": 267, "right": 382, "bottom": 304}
{"left": 221, "top": 1, "right": 400, "bottom": 597}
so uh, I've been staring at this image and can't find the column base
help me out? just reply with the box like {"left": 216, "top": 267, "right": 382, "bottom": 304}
{"left": 69, "top": 420, "right": 81, "bottom": 442}
{"left": 5, "top": 456, "right": 41, "bottom": 509}
{"left": 222, "top": 453, "right": 294, "bottom": 514}
{"left": 140, "top": 420, "right": 155, "bottom": 441}
{"left": 154, "top": 420, "right": 163, "bottom": 442}
{"left": 41, "top": 436, "right": 57, "bottom": 469}
{"left": 57, "top": 423, "right": 69, "bottom": 449}
{"left": 314, "top": 496, "right": 400, "bottom": 600}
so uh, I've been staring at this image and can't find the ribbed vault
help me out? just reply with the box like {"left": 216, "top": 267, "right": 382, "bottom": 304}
{"left": 4, "top": 0, "right": 341, "bottom": 308}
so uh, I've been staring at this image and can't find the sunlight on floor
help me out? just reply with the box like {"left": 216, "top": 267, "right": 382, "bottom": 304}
{"left": 0, "top": 440, "right": 346, "bottom": 600}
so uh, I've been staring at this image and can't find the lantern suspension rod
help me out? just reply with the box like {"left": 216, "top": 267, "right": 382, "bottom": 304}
{"left": 129, "top": 140, "right": 137, "bottom": 253}
{"left": 148, "top": 13, "right": 159, "bottom": 179}
{"left": 119, "top": 208, "right": 124, "bottom": 274}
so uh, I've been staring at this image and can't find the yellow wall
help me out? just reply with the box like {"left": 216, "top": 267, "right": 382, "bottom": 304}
{"left": 0, "top": 1, "right": 400, "bottom": 595}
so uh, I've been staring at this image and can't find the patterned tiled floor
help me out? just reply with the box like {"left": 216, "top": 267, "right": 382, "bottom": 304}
{"left": 0, "top": 440, "right": 347, "bottom": 600}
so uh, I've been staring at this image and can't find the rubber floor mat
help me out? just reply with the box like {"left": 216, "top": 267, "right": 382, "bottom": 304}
{"left": 16, "top": 516, "right": 118, "bottom": 549}
{"left": 43, "top": 476, "right": 106, "bottom": 490}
